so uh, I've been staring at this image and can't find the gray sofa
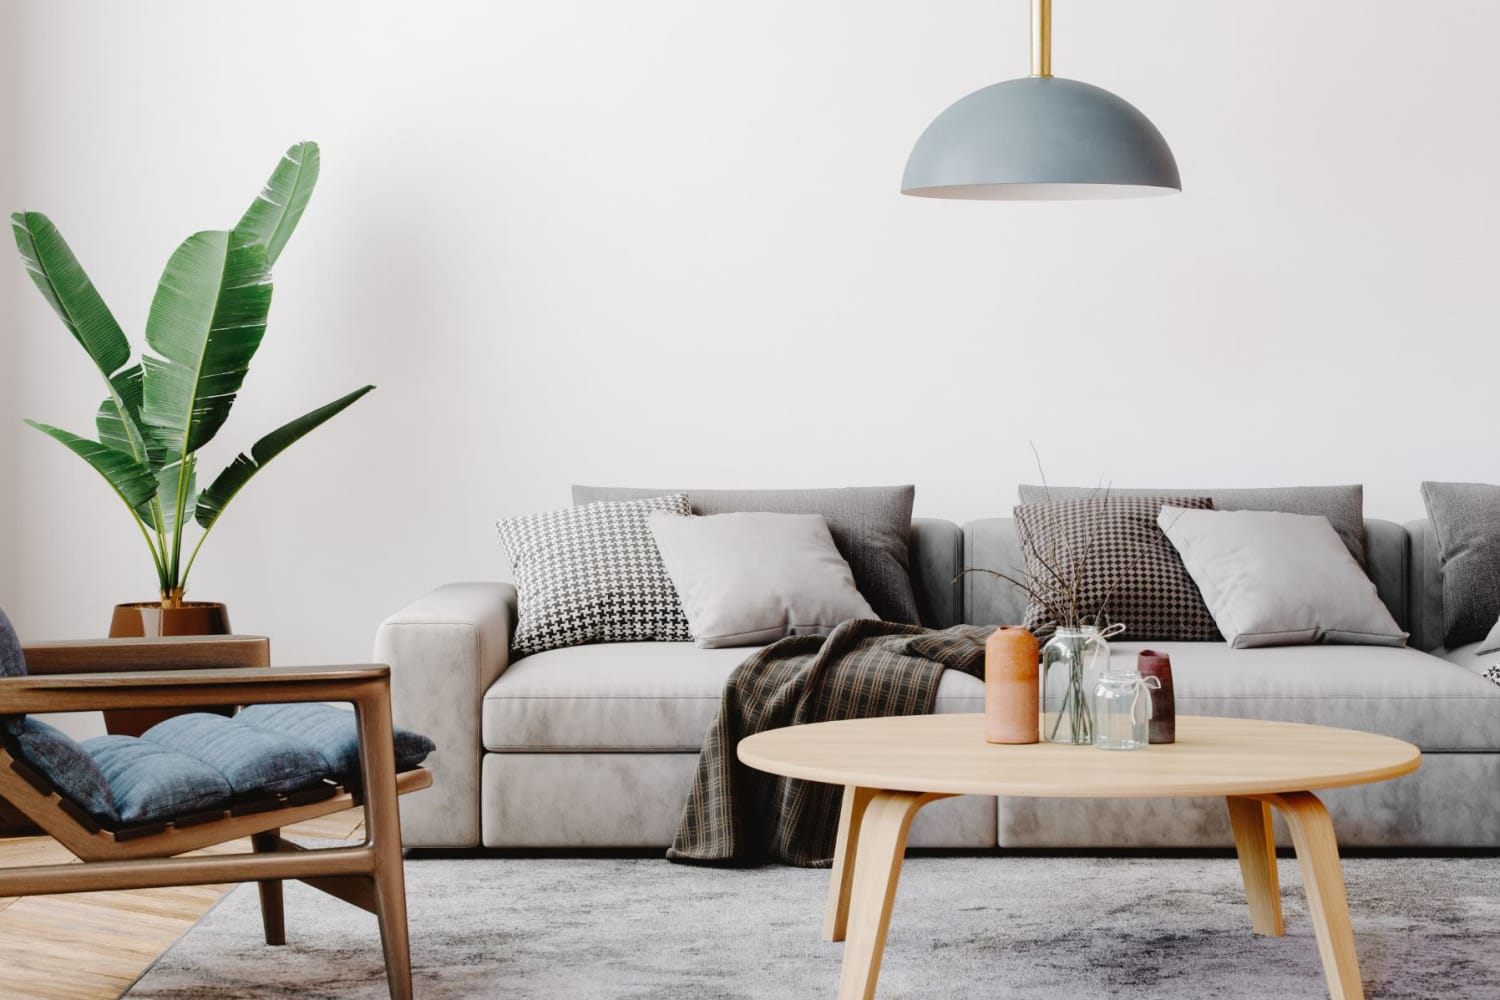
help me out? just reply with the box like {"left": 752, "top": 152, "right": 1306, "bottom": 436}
{"left": 375, "top": 516, "right": 1500, "bottom": 851}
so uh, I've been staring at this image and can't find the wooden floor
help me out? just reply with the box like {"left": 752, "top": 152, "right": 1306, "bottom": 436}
{"left": 0, "top": 809, "right": 367, "bottom": 1000}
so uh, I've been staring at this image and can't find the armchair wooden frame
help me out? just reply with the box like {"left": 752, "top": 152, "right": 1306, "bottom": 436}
{"left": 0, "top": 635, "right": 432, "bottom": 1000}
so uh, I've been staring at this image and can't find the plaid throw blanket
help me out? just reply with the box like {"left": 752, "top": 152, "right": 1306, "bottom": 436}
{"left": 667, "top": 619, "right": 993, "bottom": 868}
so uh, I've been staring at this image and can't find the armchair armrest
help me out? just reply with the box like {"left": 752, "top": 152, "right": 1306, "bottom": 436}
{"left": 373, "top": 582, "right": 515, "bottom": 848}
{"left": 21, "top": 635, "right": 271, "bottom": 675}
{"left": 0, "top": 665, "right": 388, "bottom": 715}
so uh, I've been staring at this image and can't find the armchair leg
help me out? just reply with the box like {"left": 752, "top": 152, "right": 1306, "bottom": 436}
{"left": 357, "top": 685, "right": 415, "bottom": 1000}
{"left": 373, "top": 866, "right": 413, "bottom": 1000}
{"left": 252, "top": 831, "right": 286, "bottom": 946}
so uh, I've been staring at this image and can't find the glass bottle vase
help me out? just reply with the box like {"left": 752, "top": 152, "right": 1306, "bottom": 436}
{"left": 1040, "top": 625, "right": 1111, "bottom": 745}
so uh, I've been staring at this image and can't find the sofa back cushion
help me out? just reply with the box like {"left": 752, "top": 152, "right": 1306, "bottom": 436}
{"left": 573, "top": 485, "right": 921, "bottom": 625}
{"left": 1017, "top": 484, "right": 1366, "bottom": 567}
{"left": 909, "top": 517, "right": 962, "bottom": 628}
{"left": 1406, "top": 518, "right": 1445, "bottom": 652}
{"left": 1420, "top": 482, "right": 1500, "bottom": 650}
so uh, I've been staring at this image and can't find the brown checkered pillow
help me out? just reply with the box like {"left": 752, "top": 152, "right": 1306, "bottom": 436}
{"left": 1014, "top": 495, "right": 1220, "bottom": 641}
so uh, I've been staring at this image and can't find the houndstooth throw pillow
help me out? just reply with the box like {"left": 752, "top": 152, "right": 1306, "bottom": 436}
{"left": 1015, "top": 495, "right": 1220, "bottom": 641}
{"left": 498, "top": 494, "right": 693, "bottom": 655}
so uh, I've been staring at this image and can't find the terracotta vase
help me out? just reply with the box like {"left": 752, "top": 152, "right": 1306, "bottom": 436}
{"left": 984, "top": 625, "right": 1040, "bottom": 745}
{"left": 105, "top": 600, "right": 232, "bottom": 736}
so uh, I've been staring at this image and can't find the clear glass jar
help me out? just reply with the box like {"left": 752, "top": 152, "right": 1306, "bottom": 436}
{"left": 1040, "top": 625, "right": 1113, "bottom": 745}
{"left": 1093, "top": 669, "right": 1160, "bottom": 751}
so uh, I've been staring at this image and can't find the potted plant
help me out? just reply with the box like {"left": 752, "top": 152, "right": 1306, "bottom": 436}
{"left": 11, "top": 140, "right": 373, "bottom": 643}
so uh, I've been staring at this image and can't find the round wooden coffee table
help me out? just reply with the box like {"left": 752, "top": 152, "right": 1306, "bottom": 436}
{"left": 738, "top": 714, "right": 1420, "bottom": 1000}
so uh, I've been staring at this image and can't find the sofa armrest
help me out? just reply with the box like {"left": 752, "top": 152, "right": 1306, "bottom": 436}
{"left": 373, "top": 582, "right": 515, "bottom": 848}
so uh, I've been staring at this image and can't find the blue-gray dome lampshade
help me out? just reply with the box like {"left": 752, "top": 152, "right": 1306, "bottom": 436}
{"left": 902, "top": 0, "right": 1180, "bottom": 200}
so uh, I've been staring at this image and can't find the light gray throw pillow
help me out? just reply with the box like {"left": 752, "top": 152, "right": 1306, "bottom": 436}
{"left": 648, "top": 511, "right": 876, "bottom": 648}
{"left": 1158, "top": 506, "right": 1407, "bottom": 649}
{"left": 1479, "top": 616, "right": 1500, "bottom": 657}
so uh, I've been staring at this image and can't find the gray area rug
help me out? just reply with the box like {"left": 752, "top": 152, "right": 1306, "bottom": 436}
{"left": 127, "top": 854, "right": 1500, "bottom": 999}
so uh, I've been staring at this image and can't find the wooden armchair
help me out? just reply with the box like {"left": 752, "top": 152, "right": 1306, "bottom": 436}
{"left": 0, "top": 634, "right": 432, "bottom": 1000}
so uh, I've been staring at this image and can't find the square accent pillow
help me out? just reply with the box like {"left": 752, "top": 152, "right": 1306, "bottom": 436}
{"left": 648, "top": 511, "right": 876, "bottom": 648}
{"left": 1012, "top": 496, "right": 1219, "bottom": 641}
{"left": 1158, "top": 506, "right": 1407, "bottom": 649}
{"left": 1419, "top": 482, "right": 1500, "bottom": 649}
{"left": 498, "top": 494, "right": 692, "bottom": 655}
{"left": 572, "top": 485, "right": 920, "bottom": 625}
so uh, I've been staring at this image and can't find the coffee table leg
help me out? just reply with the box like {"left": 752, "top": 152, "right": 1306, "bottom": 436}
{"left": 837, "top": 790, "right": 940, "bottom": 1000}
{"left": 1262, "top": 791, "right": 1364, "bottom": 1000}
{"left": 824, "top": 785, "right": 876, "bottom": 942}
{"left": 1226, "top": 796, "right": 1285, "bottom": 935}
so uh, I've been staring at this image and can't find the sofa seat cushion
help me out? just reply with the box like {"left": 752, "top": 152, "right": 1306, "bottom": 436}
{"left": 1112, "top": 641, "right": 1500, "bottom": 751}
{"left": 485, "top": 643, "right": 761, "bottom": 752}
{"left": 484, "top": 642, "right": 986, "bottom": 752}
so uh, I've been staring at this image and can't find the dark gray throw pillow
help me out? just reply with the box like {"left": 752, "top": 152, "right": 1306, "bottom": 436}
{"left": 573, "top": 485, "right": 921, "bottom": 625}
{"left": 1018, "top": 484, "right": 1366, "bottom": 567}
{"left": 1013, "top": 495, "right": 1220, "bottom": 641}
{"left": 1420, "top": 481, "right": 1500, "bottom": 649}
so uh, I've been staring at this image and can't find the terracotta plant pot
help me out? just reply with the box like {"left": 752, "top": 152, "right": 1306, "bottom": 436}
{"left": 109, "top": 601, "right": 231, "bottom": 640}
{"left": 105, "top": 601, "right": 232, "bottom": 736}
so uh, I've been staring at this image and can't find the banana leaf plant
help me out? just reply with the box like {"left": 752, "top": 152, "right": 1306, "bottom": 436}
{"left": 11, "top": 141, "right": 373, "bottom": 607}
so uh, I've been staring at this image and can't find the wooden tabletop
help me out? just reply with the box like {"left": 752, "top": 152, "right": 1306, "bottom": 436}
{"left": 738, "top": 714, "right": 1421, "bottom": 798}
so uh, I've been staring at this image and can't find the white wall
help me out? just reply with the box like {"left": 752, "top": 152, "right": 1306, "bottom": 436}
{"left": 6, "top": 0, "right": 1498, "bottom": 664}
{"left": 0, "top": 0, "right": 17, "bottom": 619}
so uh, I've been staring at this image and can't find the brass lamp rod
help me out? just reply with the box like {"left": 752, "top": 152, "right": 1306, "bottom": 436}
{"left": 1031, "top": 0, "right": 1053, "bottom": 77}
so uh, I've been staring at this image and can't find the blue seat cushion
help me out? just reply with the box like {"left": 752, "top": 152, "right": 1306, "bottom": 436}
{"left": 138, "top": 713, "right": 329, "bottom": 796}
{"left": 11, "top": 718, "right": 120, "bottom": 825}
{"left": 84, "top": 735, "right": 236, "bottom": 826}
{"left": 235, "top": 703, "right": 436, "bottom": 778}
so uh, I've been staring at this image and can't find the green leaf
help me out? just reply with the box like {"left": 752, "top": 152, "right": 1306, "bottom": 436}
{"left": 160, "top": 458, "right": 196, "bottom": 536}
{"left": 233, "top": 141, "right": 319, "bottom": 266}
{"left": 13, "top": 212, "right": 153, "bottom": 464}
{"left": 140, "top": 231, "right": 272, "bottom": 460}
{"left": 24, "top": 420, "right": 157, "bottom": 509}
{"left": 11, "top": 211, "right": 130, "bottom": 373}
{"left": 196, "top": 385, "right": 374, "bottom": 529}
{"left": 96, "top": 363, "right": 144, "bottom": 453}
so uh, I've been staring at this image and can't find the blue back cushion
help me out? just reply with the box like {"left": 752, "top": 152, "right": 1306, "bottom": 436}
{"left": 0, "top": 608, "right": 27, "bottom": 739}
{"left": 14, "top": 718, "right": 120, "bottom": 824}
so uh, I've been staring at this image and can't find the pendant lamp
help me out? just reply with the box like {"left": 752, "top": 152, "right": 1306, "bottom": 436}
{"left": 902, "top": 0, "right": 1180, "bottom": 200}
